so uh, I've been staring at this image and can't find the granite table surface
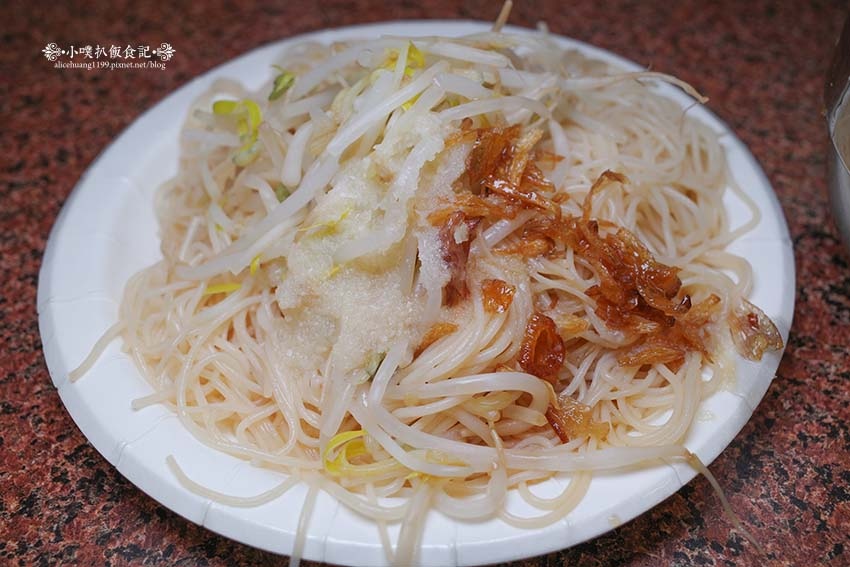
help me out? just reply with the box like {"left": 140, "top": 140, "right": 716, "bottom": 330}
{"left": 2, "top": 0, "right": 849, "bottom": 565}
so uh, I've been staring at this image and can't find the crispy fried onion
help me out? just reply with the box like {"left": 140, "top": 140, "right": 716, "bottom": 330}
{"left": 546, "top": 394, "right": 607, "bottom": 443}
{"left": 431, "top": 138, "right": 783, "bottom": 369}
{"left": 518, "top": 312, "right": 565, "bottom": 382}
{"left": 481, "top": 278, "right": 516, "bottom": 313}
{"left": 564, "top": 172, "right": 782, "bottom": 366}
{"left": 476, "top": 127, "right": 560, "bottom": 216}
{"left": 728, "top": 298, "right": 783, "bottom": 361}
{"left": 432, "top": 125, "right": 561, "bottom": 306}
{"left": 433, "top": 125, "right": 562, "bottom": 226}
{"left": 563, "top": 172, "right": 720, "bottom": 366}
{"left": 438, "top": 211, "right": 481, "bottom": 306}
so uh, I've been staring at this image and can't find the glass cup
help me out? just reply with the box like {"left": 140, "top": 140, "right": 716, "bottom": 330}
{"left": 826, "top": 12, "right": 850, "bottom": 251}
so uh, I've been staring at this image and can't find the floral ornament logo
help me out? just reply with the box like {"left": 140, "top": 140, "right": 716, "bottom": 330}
{"left": 42, "top": 43, "right": 62, "bottom": 61}
{"left": 154, "top": 43, "right": 176, "bottom": 61}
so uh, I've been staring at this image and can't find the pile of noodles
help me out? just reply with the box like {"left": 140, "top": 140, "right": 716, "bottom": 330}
{"left": 72, "top": 21, "right": 782, "bottom": 566}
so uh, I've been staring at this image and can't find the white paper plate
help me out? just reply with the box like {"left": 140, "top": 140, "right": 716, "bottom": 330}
{"left": 38, "top": 20, "right": 795, "bottom": 566}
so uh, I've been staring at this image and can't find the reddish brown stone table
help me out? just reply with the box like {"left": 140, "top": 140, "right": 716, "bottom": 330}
{"left": 2, "top": 1, "right": 849, "bottom": 565}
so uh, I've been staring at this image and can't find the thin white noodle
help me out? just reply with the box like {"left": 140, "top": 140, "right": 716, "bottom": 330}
{"left": 68, "top": 322, "right": 123, "bottom": 382}
{"left": 166, "top": 455, "right": 299, "bottom": 506}
{"left": 292, "top": 479, "right": 319, "bottom": 567}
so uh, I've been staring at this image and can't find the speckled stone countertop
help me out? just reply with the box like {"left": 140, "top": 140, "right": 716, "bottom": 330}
{"left": 2, "top": 0, "right": 849, "bottom": 565}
